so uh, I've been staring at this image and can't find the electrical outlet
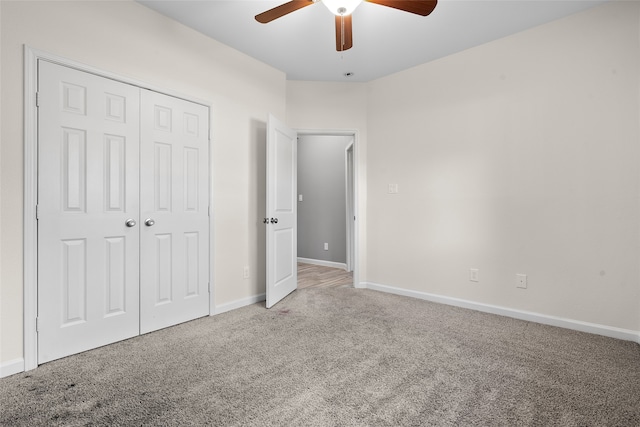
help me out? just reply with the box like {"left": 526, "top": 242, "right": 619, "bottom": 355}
{"left": 324, "top": 243, "right": 329, "bottom": 251}
{"left": 516, "top": 273, "right": 527, "bottom": 289}
{"left": 469, "top": 268, "right": 479, "bottom": 282}
{"left": 298, "top": 194, "right": 303, "bottom": 202}
{"left": 243, "top": 266, "right": 250, "bottom": 279}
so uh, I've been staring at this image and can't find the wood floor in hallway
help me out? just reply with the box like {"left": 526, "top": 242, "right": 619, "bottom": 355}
{"left": 298, "top": 262, "right": 353, "bottom": 289}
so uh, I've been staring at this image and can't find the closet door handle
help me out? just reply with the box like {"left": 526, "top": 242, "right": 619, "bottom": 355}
{"left": 145, "top": 218, "right": 155, "bottom": 227}
{"left": 270, "top": 218, "right": 278, "bottom": 224}
{"left": 125, "top": 219, "right": 137, "bottom": 227}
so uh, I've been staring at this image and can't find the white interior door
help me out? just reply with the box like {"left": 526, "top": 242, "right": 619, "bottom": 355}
{"left": 37, "top": 61, "right": 141, "bottom": 363}
{"left": 139, "top": 89, "right": 210, "bottom": 333}
{"left": 266, "top": 114, "right": 298, "bottom": 308}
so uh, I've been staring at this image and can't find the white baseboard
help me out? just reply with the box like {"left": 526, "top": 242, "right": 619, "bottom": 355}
{"left": 297, "top": 257, "right": 347, "bottom": 271}
{"left": 214, "top": 293, "right": 266, "bottom": 315}
{"left": 0, "top": 358, "right": 25, "bottom": 378}
{"left": 363, "top": 282, "right": 640, "bottom": 344}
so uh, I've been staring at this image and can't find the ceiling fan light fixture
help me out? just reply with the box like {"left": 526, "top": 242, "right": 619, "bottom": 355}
{"left": 323, "top": 0, "right": 363, "bottom": 16}
{"left": 255, "top": 0, "right": 437, "bottom": 52}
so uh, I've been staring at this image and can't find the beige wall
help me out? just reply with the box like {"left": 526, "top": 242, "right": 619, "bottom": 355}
{"left": 366, "top": 1, "right": 640, "bottom": 332}
{"left": 0, "top": 1, "right": 286, "bottom": 365}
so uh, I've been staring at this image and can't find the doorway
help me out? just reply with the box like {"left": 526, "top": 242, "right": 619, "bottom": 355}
{"left": 296, "top": 133, "right": 357, "bottom": 287}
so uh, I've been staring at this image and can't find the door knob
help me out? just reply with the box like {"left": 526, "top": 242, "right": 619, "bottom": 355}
{"left": 263, "top": 218, "right": 269, "bottom": 224}
{"left": 125, "top": 219, "right": 137, "bottom": 227}
{"left": 145, "top": 218, "right": 155, "bottom": 227}
{"left": 270, "top": 218, "right": 278, "bottom": 224}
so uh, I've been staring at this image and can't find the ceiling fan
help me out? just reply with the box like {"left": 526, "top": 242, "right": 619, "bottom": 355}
{"left": 255, "top": 0, "right": 438, "bottom": 52}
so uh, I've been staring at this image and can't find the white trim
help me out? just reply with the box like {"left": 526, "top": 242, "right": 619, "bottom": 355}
{"left": 23, "top": 46, "right": 39, "bottom": 372}
{"left": 355, "top": 282, "right": 367, "bottom": 289}
{"left": 23, "top": 46, "right": 215, "bottom": 372}
{"left": 344, "top": 141, "right": 355, "bottom": 272}
{"left": 0, "top": 358, "right": 25, "bottom": 379}
{"left": 363, "top": 281, "right": 640, "bottom": 344}
{"left": 208, "top": 105, "right": 215, "bottom": 317}
{"left": 214, "top": 294, "right": 266, "bottom": 315}
{"left": 297, "top": 257, "right": 347, "bottom": 271}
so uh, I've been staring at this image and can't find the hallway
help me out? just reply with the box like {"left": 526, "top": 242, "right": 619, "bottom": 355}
{"left": 297, "top": 263, "right": 353, "bottom": 289}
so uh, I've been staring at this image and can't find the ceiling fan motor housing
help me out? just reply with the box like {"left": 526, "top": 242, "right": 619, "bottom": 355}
{"left": 323, "top": 0, "right": 363, "bottom": 16}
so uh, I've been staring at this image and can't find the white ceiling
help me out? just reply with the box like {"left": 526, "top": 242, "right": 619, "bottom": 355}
{"left": 138, "top": 0, "right": 607, "bottom": 82}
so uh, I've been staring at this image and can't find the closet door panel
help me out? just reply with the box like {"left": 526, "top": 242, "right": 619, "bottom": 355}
{"left": 139, "top": 89, "right": 210, "bottom": 334}
{"left": 37, "top": 61, "right": 140, "bottom": 364}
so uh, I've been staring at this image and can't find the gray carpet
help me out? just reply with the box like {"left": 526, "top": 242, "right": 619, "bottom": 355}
{"left": 1, "top": 287, "right": 639, "bottom": 426}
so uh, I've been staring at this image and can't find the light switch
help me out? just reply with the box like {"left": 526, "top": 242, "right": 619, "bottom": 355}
{"left": 298, "top": 194, "right": 303, "bottom": 202}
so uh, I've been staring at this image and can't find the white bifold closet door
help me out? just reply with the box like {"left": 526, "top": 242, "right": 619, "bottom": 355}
{"left": 37, "top": 61, "right": 209, "bottom": 364}
{"left": 139, "top": 89, "right": 210, "bottom": 334}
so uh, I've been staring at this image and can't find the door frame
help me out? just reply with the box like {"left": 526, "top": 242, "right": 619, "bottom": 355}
{"left": 23, "top": 46, "right": 215, "bottom": 371}
{"left": 296, "top": 130, "right": 360, "bottom": 288}
{"left": 345, "top": 140, "right": 355, "bottom": 272}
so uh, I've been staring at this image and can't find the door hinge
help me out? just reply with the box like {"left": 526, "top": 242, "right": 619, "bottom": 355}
{"left": 208, "top": 282, "right": 211, "bottom": 293}
{"left": 36, "top": 317, "right": 39, "bottom": 332}
{"left": 36, "top": 204, "right": 39, "bottom": 220}
{"left": 35, "top": 92, "right": 40, "bottom": 108}
{"left": 208, "top": 206, "right": 210, "bottom": 217}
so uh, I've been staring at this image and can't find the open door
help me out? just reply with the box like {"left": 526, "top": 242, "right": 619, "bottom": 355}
{"left": 265, "top": 114, "right": 297, "bottom": 308}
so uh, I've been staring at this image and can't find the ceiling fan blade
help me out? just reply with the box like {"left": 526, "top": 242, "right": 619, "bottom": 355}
{"left": 255, "top": 0, "right": 315, "bottom": 24}
{"left": 365, "top": 0, "right": 437, "bottom": 16}
{"left": 335, "top": 14, "right": 353, "bottom": 51}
